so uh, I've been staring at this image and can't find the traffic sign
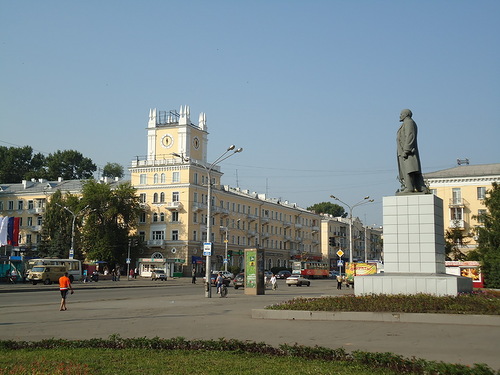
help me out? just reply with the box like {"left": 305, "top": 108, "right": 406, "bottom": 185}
{"left": 337, "top": 260, "right": 344, "bottom": 267}
{"left": 336, "top": 250, "right": 344, "bottom": 257}
{"left": 203, "top": 242, "right": 212, "bottom": 256}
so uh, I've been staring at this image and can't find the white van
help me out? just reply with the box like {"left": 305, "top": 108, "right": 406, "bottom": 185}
{"left": 27, "top": 265, "right": 67, "bottom": 285}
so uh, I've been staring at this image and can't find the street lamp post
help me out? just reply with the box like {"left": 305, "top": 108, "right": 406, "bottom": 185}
{"left": 329, "top": 195, "right": 373, "bottom": 263}
{"left": 201, "top": 145, "right": 243, "bottom": 298}
{"left": 56, "top": 204, "right": 89, "bottom": 259}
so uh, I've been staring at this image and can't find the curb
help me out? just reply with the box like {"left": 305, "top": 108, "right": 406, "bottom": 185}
{"left": 251, "top": 309, "right": 500, "bottom": 326}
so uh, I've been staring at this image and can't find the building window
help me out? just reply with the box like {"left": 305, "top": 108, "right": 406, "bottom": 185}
{"left": 477, "top": 187, "right": 486, "bottom": 200}
{"left": 139, "top": 193, "right": 146, "bottom": 203}
{"left": 452, "top": 188, "right": 462, "bottom": 205}
{"left": 193, "top": 230, "right": 197, "bottom": 241}
{"left": 193, "top": 212, "right": 198, "bottom": 223}
{"left": 0, "top": 202, "right": 3, "bottom": 210}
{"left": 451, "top": 207, "right": 463, "bottom": 221}
{"left": 161, "top": 173, "right": 166, "bottom": 183}
{"left": 160, "top": 212, "right": 165, "bottom": 222}
{"left": 8, "top": 201, "right": 14, "bottom": 210}
{"left": 37, "top": 216, "right": 42, "bottom": 225}
{"left": 139, "top": 231, "right": 145, "bottom": 242}
{"left": 172, "top": 211, "right": 179, "bottom": 222}
{"left": 18, "top": 200, "right": 23, "bottom": 210}
{"left": 153, "top": 193, "right": 158, "bottom": 203}
{"left": 172, "top": 230, "right": 179, "bottom": 241}
{"left": 477, "top": 209, "right": 487, "bottom": 224}
{"left": 172, "top": 171, "right": 180, "bottom": 183}
{"left": 160, "top": 192, "right": 165, "bottom": 202}
{"left": 152, "top": 231, "right": 164, "bottom": 240}
{"left": 139, "top": 212, "right": 146, "bottom": 223}
{"left": 193, "top": 192, "right": 198, "bottom": 203}
{"left": 194, "top": 173, "right": 198, "bottom": 185}
{"left": 154, "top": 173, "right": 159, "bottom": 184}
{"left": 28, "top": 200, "right": 34, "bottom": 210}
{"left": 153, "top": 213, "right": 158, "bottom": 222}
{"left": 172, "top": 192, "right": 179, "bottom": 202}
{"left": 140, "top": 174, "right": 147, "bottom": 184}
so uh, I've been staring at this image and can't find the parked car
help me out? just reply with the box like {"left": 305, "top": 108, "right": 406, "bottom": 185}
{"left": 233, "top": 273, "right": 244, "bottom": 289}
{"left": 151, "top": 270, "right": 167, "bottom": 281}
{"left": 286, "top": 274, "right": 311, "bottom": 287}
{"left": 213, "top": 270, "right": 234, "bottom": 279}
{"left": 276, "top": 270, "right": 291, "bottom": 279}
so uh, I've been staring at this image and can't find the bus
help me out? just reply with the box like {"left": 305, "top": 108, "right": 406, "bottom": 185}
{"left": 26, "top": 258, "right": 82, "bottom": 282}
{"left": 292, "top": 261, "right": 329, "bottom": 279}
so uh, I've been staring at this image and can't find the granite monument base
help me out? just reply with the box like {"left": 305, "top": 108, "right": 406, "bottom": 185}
{"left": 354, "top": 273, "right": 473, "bottom": 296}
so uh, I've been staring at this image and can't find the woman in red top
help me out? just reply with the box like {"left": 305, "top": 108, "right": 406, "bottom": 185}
{"left": 58, "top": 272, "right": 74, "bottom": 311}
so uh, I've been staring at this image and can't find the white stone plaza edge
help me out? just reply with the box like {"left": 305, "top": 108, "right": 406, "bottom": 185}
{"left": 354, "top": 194, "right": 472, "bottom": 296}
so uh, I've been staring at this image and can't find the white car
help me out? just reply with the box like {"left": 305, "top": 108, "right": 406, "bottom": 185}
{"left": 286, "top": 275, "right": 311, "bottom": 287}
{"left": 213, "top": 271, "right": 234, "bottom": 279}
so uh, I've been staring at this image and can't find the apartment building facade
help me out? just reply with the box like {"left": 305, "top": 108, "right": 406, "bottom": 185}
{"left": 425, "top": 163, "right": 500, "bottom": 256}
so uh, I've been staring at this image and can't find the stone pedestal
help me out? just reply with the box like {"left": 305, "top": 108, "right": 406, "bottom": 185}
{"left": 355, "top": 194, "right": 472, "bottom": 296}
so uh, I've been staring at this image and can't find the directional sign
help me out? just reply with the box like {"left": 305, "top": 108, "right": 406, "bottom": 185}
{"left": 336, "top": 250, "right": 344, "bottom": 257}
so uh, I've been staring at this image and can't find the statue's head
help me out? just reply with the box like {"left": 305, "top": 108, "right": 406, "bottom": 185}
{"left": 400, "top": 109, "right": 412, "bottom": 121}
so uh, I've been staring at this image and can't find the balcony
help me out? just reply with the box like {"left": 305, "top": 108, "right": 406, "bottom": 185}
{"left": 284, "top": 235, "right": 292, "bottom": 242}
{"left": 213, "top": 206, "right": 229, "bottom": 216}
{"left": 247, "top": 230, "right": 257, "bottom": 237}
{"left": 449, "top": 219, "right": 465, "bottom": 229}
{"left": 294, "top": 223, "right": 303, "bottom": 229}
{"left": 147, "top": 239, "right": 167, "bottom": 247}
{"left": 29, "top": 225, "right": 42, "bottom": 232}
{"left": 312, "top": 226, "right": 320, "bottom": 233}
{"left": 261, "top": 217, "right": 269, "bottom": 224}
{"left": 283, "top": 221, "right": 292, "bottom": 228}
{"left": 261, "top": 232, "right": 270, "bottom": 239}
{"left": 166, "top": 201, "right": 183, "bottom": 211}
{"left": 449, "top": 198, "right": 466, "bottom": 207}
{"left": 247, "top": 214, "right": 258, "bottom": 222}
{"left": 192, "top": 202, "right": 205, "bottom": 212}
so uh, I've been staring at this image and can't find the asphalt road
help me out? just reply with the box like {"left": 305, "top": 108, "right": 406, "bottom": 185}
{"left": 1, "top": 278, "right": 499, "bottom": 370}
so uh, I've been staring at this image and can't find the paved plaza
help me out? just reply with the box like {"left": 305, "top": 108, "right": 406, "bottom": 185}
{"left": 1, "top": 277, "right": 499, "bottom": 370}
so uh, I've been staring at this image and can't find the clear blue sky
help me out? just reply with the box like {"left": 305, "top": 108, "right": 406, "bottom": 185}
{"left": 1, "top": 1, "right": 499, "bottom": 226}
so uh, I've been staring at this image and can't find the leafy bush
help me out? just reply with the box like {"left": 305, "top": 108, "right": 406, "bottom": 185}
{"left": 266, "top": 290, "right": 500, "bottom": 315}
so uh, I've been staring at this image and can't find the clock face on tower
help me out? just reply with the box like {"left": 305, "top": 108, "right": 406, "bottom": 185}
{"left": 193, "top": 136, "right": 200, "bottom": 149}
{"left": 161, "top": 134, "right": 174, "bottom": 149}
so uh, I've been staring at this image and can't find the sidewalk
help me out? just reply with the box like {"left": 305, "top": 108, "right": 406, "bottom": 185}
{"left": 0, "top": 276, "right": 186, "bottom": 293}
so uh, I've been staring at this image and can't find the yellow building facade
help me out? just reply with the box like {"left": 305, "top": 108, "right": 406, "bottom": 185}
{"left": 425, "top": 163, "right": 500, "bottom": 256}
{"left": 129, "top": 106, "right": 322, "bottom": 277}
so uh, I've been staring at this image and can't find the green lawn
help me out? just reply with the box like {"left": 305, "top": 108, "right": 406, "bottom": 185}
{"left": 0, "top": 348, "right": 398, "bottom": 375}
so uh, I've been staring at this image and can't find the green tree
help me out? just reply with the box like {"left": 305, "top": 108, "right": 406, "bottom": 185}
{"left": 444, "top": 224, "right": 469, "bottom": 261}
{"left": 80, "top": 180, "right": 141, "bottom": 267}
{"left": 307, "top": 202, "right": 346, "bottom": 217}
{"left": 45, "top": 150, "right": 96, "bottom": 180}
{"left": 470, "top": 182, "right": 500, "bottom": 288}
{"left": 102, "top": 162, "right": 124, "bottom": 179}
{"left": 0, "top": 146, "right": 46, "bottom": 183}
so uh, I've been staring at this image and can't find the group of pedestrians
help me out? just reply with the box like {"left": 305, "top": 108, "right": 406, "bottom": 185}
{"left": 336, "top": 274, "right": 350, "bottom": 290}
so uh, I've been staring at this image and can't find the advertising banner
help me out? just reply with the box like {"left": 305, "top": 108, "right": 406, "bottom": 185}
{"left": 346, "top": 262, "right": 377, "bottom": 281}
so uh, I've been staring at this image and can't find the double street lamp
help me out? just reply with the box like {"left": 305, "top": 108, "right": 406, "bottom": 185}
{"left": 202, "top": 145, "right": 243, "bottom": 298}
{"left": 330, "top": 195, "right": 374, "bottom": 263}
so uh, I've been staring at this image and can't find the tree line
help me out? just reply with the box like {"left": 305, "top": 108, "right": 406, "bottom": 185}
{"left": 0, "top": 145, "right": 124, "bottom": 183}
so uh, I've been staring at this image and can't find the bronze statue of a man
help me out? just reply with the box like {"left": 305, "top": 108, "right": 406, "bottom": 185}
{"left": 397, "top": 109, "right": 427, "bottom": 193}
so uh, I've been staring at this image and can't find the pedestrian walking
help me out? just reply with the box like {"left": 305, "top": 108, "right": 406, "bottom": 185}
{"left": 336, "top": 274, "right": 342, "bottom": 290}
{"left": 191, "top": 267, "right": 196, "bottom": 284}
{"left": 58, "top": 272, "right": 74, "bottom": 311}
{"left": 271, "top": 274, "right": 277, "bottom": 290}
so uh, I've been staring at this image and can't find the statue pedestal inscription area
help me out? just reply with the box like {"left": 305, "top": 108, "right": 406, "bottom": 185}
{"left": 354, "top": 110, "right": 472, "bottom": 296}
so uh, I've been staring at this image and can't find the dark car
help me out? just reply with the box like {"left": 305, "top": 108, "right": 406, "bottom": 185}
{"left": 276, "top": 270, "right": 291, "bottom": 279}
{"left": 233, "top": 273, "right": 244, "bottom": 289}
